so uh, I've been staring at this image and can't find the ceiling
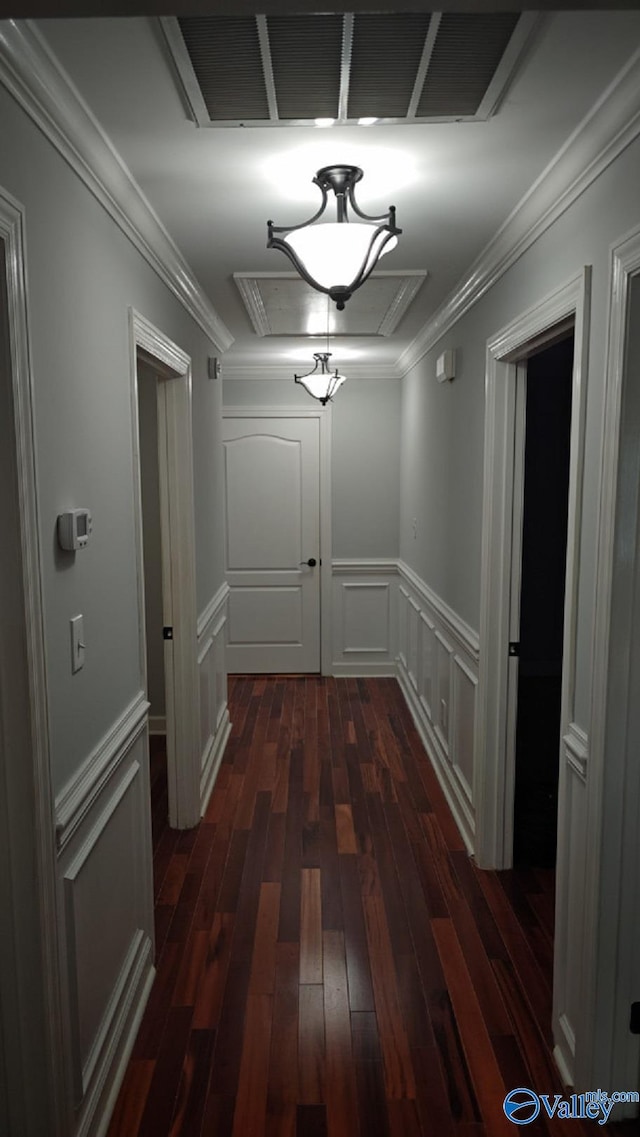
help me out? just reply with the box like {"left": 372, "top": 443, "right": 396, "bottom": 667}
{"left": 33, "top": 10, "right": 640, "bottom": 378}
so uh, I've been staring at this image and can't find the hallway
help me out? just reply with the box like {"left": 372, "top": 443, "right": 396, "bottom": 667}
{"left": 104, "top": 674, "right": 612, "bottom": 1137}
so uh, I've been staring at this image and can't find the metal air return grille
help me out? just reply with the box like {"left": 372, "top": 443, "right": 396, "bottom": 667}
{"left": 163, "top": 12, "right": 537, "bottom": 128}
{"left": 348, "top": 13, "right": 432, "bottom": 120}
{"left": 178, "top": 17, "right": 269, "bottom": 121}
{"left": 417, "top": 13, "right": 521, "bottom": 117}
{"left": 268, "top": 15, "right": 343, "bottom": 120}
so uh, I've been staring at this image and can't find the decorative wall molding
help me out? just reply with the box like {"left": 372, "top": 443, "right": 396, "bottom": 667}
{"left": 398, "top": 47, "right": 640, "bottom": 375}
{"left": 197, "top": 583, "right": 230, "bottom": 814}
{"left": 0, "top": 21, "right": 233, "bottom": 351}
{"left": 222, "top": 360, "right": 401, "bottom": 381}
{"left": 331, "top": 560, "right": 398, "bottom": 676}
{"left": 563, "top": 722, "right": 588, "bottom": 784}
{"left": 396, "top": 566, "right": 478, "bottom": 853}
{"left": 54, "top": 693, "right": 148, "bottom": 854}
{"left": 398, "top": 559, "right": 479, "bottom": 662}
{"left": 332, "top": 558, "right": 399, "bottom": 577}
{"left": 57, "top": 715, "right": 154, "bottom": 1137}
{"left": 197, "top": 580, "right": 230, "bottom": 640}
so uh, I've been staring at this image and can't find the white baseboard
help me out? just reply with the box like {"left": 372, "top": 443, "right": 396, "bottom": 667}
{"left": 397, "top": 663, "right": 475, "bottom": 854}
{"left": 200, "top": 708, "right": 231, "bottom": 815}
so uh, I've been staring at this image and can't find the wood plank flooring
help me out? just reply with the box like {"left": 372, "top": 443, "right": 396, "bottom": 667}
{"left": 109, "top": 677, "right": 637, "bottom": 1137}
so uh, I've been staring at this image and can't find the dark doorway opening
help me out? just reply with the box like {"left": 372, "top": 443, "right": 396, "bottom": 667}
{"left": 513, "top": 334, "right": 574, "bottom": 869}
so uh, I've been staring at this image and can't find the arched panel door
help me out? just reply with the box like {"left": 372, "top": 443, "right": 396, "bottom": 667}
{"left": 223, "top": 416, "right": 320, "bottom": 673}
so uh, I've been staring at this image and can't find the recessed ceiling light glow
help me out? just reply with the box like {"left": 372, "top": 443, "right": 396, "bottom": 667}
{"left": 315, "top": 118, "right": 335, "bottom": 128}
{"left": 358, "top": 117, "right": 378, "bottom": 126}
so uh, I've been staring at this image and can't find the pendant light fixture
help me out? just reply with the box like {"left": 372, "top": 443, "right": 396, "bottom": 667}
{"left": 294, "top": 297, "right": 346, "bottom": 406}
{"left": 268, "top": 165, "right": 401, "bottom": 311}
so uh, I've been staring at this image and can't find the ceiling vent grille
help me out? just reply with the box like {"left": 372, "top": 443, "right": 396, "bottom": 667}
{"left": 268, "top": 15, "right": 343, "bottom": 120}
{"left": 348, "top": 13, "right": 432, "bottom": 120}
{"left": 164, "top": 11, "right": 537, "bottom": 128}
{"left": 417, "top": 13, "right": 520, "bottom": 117}
{"left": 178, "top": 17, "right": 269, "bottom": 122}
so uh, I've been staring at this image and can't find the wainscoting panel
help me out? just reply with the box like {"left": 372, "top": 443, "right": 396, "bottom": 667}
{"left": 451, "top": 655, "right": 477, "bottom": 805}
{"left": 197, "top": 582, "right": 232, "bottom": 813}
{"left": 396, "top": 561, "right": 479, "bottom": 852}
{"left": 419, "top": 612, "right": 435, "bottom": 720}
{"left": 434, "top": 630, "right": 453, "bottom": 756}
{"left": 332, "top": 561, "right": 398, "bottom": 675}
{"left": 553, "top": 725, "right": 589, "bottom": 1085}
{"left": 56, "top": 714, "right": 154, "bottom": 1137}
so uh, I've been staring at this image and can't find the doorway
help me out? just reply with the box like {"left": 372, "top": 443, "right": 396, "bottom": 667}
{"left": 136, "top": 359, "right": 171, "bottom": 851}
{"left": 129, "top": 311, "right": 200, "bottom": 830}
{"left": 511, "top": 335, "right": 574, "bottom": 869}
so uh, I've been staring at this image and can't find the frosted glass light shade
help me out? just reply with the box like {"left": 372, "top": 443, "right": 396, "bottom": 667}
{"left": 300, "top": 370, "right": 346, "bottom": 402}
{"left": 284, "top": 223, "right": 398, "bottom": 291}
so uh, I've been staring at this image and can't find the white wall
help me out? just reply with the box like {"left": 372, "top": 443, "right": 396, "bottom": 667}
{"left": 0, "top": 74, "right": 226, "bottom": 1136}
{"left": 399, "top": 134, "right": 640, "bottom": 726}
{"left": 223, "top": 376, "right": 401, "bottom": 558}
{"left": 398, "top": 132, "right": 640, "bottom": 1091}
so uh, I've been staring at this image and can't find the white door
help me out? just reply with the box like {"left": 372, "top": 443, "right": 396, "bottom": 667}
{"left": 223, "top": 415, "right": 321, "bottom": 673}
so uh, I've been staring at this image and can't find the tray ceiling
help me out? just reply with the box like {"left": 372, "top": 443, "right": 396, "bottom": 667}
{"left": 234, "top": 271, "right": 427, "bottom": 337}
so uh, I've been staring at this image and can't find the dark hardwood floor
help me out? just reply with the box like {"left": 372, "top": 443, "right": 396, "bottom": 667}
{"left": 108, "top": 677, "right": 637, "bottom": 1137}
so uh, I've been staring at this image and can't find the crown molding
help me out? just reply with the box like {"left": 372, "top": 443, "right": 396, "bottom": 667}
{"left": 0, "top": 20, "right": 234, "bottom": 352}
{"left": 221, "top": 360, "right": 401, "bottom": 380}
{"left": 398, "top": 46, "right": 640, "bottom": 376}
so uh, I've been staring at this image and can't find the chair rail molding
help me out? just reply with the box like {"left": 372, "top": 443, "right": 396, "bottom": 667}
{"left": 0, "top": 21, "right": 233, "bottom": 351}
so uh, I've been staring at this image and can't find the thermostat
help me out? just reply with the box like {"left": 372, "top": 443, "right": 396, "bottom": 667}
{"left": 57, "top": 509, "right": 92, "bottom": 551}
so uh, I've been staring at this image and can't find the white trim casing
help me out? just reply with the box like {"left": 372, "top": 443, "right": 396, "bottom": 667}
{"left": 0, "top": 21, "right": 232, "bottom": 352}
{"left": 474, "top": 269, "right": 592, "bottom": 1089}
{"left": 0, "top": 186, "right": 68, "bottom": 1135}
{"left": 579, "top": 227, "right": 640, "bottom": 1105}
{"left": 130, "top": 310, "right": 201, "bottom": 829}
{"left": 475, "top": 269, "right": 591, "bottom": 872}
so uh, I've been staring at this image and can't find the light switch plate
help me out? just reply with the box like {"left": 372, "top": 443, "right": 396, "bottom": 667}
{"left": 70, "top": 614, "right": 85, "bottom": 673}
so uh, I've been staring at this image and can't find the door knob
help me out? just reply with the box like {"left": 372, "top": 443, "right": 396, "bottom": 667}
{"left": 300, "top": 557, "right": 317, "bottom": 567}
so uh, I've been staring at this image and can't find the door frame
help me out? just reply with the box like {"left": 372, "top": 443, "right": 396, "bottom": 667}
{"left": 129, "top": 310, "right": 200, "bottom": 828}
{"left": 580, "top": 227, "right": 640, "bottom": 1102}
{"left": 0, "top": 189, "right": 67, "bottom": 1134}
{"left": 475, "top": 268, "right": 591, "bottom": 870}
{"left": 223, "top": 406, "right": 332, "bottom": 675}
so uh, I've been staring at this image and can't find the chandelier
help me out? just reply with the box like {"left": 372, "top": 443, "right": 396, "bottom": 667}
{"left": 268, "top": 165, "right": 401, "bottom": 310}
{"left": 294, "top": 296, "right": 346, "bottom": 406}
